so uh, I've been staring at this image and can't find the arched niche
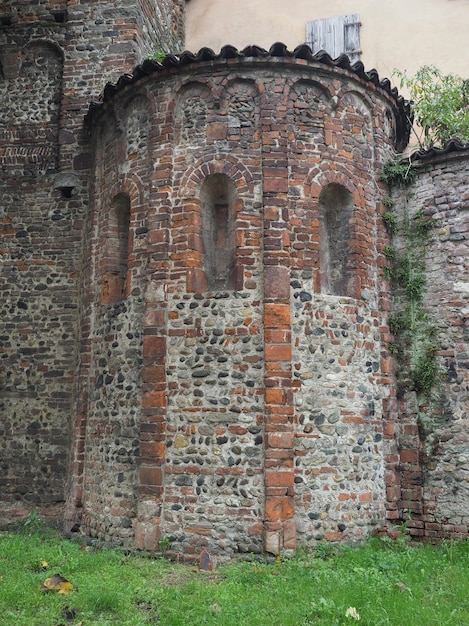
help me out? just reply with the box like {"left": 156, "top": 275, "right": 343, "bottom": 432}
{"left": 124, "top": 95, "right": 151, "bottom": 161}
{"left": 200, "top": 174, "right": 237, "bottom": 290}
{"left": 339, "top": 91, "right": 373, "bottom": 149}
{"left": 290, "top": 79, "right": 330, "bottom": 145}
{"left": 319, "top": 183, "right": 355, "bottom": 296}
{"left": 223, "top": 78, "right": 260, "bottom": 136}
{"left": 175, "top": 82, "right": 212, "bottom": 144}
{"left": 101, "top": 193, "right": 131, "bottom": 305}
{"left": 384, "top": 108, "right": 397, "bottom": 145}
{"left": 19, "top": 40, "right": 63, "bottom": 124}
{"left": 95, "top": 110, "right": 121, "bottom": 189}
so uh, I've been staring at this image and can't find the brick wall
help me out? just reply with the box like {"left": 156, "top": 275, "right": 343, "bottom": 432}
{"left": 0, "top": 0, "right": 185, "bottom": 527}
{"left": 392, "top": 150, "right": 469, "bottom": 540}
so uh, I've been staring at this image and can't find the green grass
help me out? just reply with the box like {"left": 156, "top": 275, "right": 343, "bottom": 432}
{"left": 1, "top": 528, "right": 469, "bottom": 625}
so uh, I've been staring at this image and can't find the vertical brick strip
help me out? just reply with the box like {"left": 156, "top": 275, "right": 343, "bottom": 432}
{"left": 62, "top": 0, "right": 184, "bottom": 539}
{"left": 262, "top": 81, "right": 296, "bottom": 553}
{"left": 134, "top": 138, "right": 171, "bottom": 549}
{"left": 135, "top": 302, "right": 167, "bottom": 550}
{"left": 377, "top": 196, "right": 403, "bottom": 531}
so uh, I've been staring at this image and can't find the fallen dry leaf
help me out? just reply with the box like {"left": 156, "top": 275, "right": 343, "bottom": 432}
{"left": 40, "top": 573, "right": 73, "bottom": 594}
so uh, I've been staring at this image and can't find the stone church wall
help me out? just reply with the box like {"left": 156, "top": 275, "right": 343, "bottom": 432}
{"left": 1, "top": 0, "right": 468, "bottom": 557}
{"left": 75, "top": 53, "right": 406, "bottom": 556}
{"left": 0, "top": 0, "right": 185, "bottom": 527}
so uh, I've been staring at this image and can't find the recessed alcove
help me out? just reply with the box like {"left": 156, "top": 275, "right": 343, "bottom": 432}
{"left": 319, "top": 183, "right": 354, "bottom": 296}
{"left": 101, "top": 193, "right": 131, "bottom": 305}
{"left": 200, "top": 174, "right": 237, "bottom": 290}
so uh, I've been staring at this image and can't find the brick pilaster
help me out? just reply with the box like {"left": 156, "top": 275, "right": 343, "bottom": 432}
{"left": 134, "top": 151, "right": 171, "bottom": 549}
{"left": 262, "top": 81, "right": 296, "bottom": 553}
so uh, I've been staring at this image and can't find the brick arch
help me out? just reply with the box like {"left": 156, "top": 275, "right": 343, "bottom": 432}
{"left": 106, "top": 174, "right": 147, "bottom": 248}
{"left": 177, "top": 155, "right": 259, "bottom": 293}
{"left": 285, "top": 76, "right": 334, "bottom": 106}
{"left": 200, "top": 173, "right": 238, "bottom": 290}
{"left": 121, "top": 91, "right": 156, "bottom": 119}
{"left": 100, "top": 192, "right": 131, "bottom": 305}
{"left": 107, "top": 175, "right": 145, "bottom": 209}
{"left": 94, "top": 174, "right": 145, "bottom": 303}
{"left": 318, "top": 183, "right": 355, "bottom": 296}
{"left": 179, "top": 153, "right": 256, "bottom": 199}
{"left": 289, "top": 78, "right": 332, "bottom": 104}
{"left": 305, "top": 168, "right": 357, "bottom": 200}
{"left": 338, "top": 88, "right": 374, "bottom": 112}
{"left": 95, "top": 113, "right": 146, "bottom": 215}
{"left": 223, "top": 76, "right": 260, "bottom": 95}
{"left": 303, "top": 171, "right": 372, "bottom": 299}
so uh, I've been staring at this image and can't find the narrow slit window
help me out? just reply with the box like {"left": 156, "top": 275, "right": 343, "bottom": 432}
{"left": 200, "top": 174, "right": 236, "bottom": 290}
{"left": 101, "top": 193, "right": 131, "bottom": 305}
{"left": 319, "top": 183, "right": 354, "bottom": 296}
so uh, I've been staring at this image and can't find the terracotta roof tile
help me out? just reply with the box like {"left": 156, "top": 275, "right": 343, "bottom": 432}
{"left": 86, "top": 42, "right": 411, "bottom": 147}
{"left": 409, "top": 139, "right": 469, "bottom": 162}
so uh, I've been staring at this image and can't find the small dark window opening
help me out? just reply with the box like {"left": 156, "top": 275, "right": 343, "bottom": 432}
{"left": 52, "top": 10, "right": 67, "bottom": 23}
{"left": 58, "top": 186, "right": 73, "bottom": 199}
{"left": 0, "top": 16, "right": 12, "bottom": 27}
{"left": 319, "top": 183, "right": 354, "bottom": 296}
{"left": 101, "top": 194, "right": 131, "bottom": 305}
{"left": 200, "top": 174, "right": 237, "bottom": 290}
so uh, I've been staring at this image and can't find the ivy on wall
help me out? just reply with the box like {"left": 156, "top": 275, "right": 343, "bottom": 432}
{"left": 381, "top": 158, "right": 446, "bottom": 437}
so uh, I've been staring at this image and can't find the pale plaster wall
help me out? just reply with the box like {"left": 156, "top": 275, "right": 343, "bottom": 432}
{"left": 185, "top": 0, "right": 469, "bottom": 82}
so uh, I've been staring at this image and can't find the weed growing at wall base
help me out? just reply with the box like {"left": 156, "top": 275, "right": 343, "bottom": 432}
{"left": 17, "top": 511, "right": 43, "bottom": 535}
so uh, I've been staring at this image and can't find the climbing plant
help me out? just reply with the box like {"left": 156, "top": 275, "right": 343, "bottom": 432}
{"left": 394, "top": 65, "right": 469, "bottom": 148}
{"left": 381, "top": 158, "right": 444, "bottom": 434}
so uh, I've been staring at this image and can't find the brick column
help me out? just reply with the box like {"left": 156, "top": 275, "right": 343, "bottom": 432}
{"left": 262, "top": 80, "right": 296, "bottom": 553}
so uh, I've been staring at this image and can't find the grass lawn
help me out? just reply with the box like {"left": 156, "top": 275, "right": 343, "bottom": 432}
{"left": 1, "top": 523, "right": 469, "bottom": 625}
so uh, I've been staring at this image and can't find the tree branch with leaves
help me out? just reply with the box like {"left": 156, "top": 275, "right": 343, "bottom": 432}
{"left": 395, "top": 65, "right": 469, "bottom": 148}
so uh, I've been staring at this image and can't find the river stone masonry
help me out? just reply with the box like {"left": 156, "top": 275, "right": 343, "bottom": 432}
{"left": 74, "top": 49, "right": 408, "bottom": 557}
{"left": 0, "top": 0, "right": 185, "bottom": 528}
{"left": 1, "top": 1, "right": 468, "bottom": 558}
